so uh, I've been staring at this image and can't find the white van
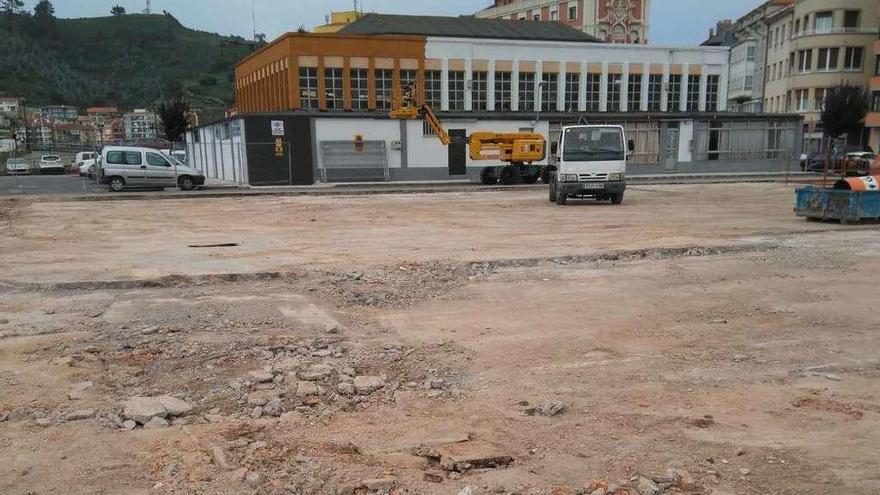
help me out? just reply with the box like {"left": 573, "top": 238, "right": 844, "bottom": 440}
{"left": 548, "top": 125, "right": 632, "bottom": 205}
{"left": 100, "top": 146, "right": 205, "bottom": 192}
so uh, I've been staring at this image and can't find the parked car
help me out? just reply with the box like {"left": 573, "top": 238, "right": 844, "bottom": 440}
{"left": 845, "top": 152, "right": 877, "bottom": 171}
{"left": 4, "top": 157, "right": 30, "bottom": 175}
{"left": 161, "top": 149, "right": 188, "bottom": 165}
{"left": 79, "top": 157, "right": 99, "bottom": 177}
{"left": 803, "top": 152, "right": 827, "bottom": 172}
{"left": 100, "top": 146, "right": 205, "bottom": 192}
{"left": 72, "top": 152, "right": 97, "bottom": 176}
{"left": 39, "top": 155, "right": 64, "bottom": 175}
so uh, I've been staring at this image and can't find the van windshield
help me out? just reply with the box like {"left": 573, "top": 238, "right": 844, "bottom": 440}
{"left": 563, "top": 127, "right": 624, "bottom": 162}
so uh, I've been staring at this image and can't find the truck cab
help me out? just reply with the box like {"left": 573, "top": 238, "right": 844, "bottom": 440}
{"left": 549, "top": 125, "right": 632, "bottom": 205}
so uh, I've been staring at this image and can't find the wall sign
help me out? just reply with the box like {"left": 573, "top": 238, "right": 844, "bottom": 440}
{"left": 274, "top": 138, "right": 284, "bottom": 157}
{"left": 271, "top": 120, "right": 285, "bottom": 136}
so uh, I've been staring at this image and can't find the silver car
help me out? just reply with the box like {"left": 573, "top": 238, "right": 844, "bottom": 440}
{"left": 100, "top": 146, "right": 205, "bottom": 192}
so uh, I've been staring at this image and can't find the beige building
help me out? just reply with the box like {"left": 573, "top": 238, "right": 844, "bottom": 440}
{"left": 762, "top": 0, "right": 878, "bottom": 152}
{"left": 314, "top": 11, "right": 363, "bottom": 33}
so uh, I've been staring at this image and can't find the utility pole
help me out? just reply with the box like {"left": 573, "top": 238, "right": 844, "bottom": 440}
{"left": 251, "top": 0, "right": 257, "bottom": 43}
{"left": 144, "top": 0, "right": 151, "bottom": 14}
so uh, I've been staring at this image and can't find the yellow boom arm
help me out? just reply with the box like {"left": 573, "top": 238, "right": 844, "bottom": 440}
{"left": 391, "top": 83, "right": 546, "bottom": 164}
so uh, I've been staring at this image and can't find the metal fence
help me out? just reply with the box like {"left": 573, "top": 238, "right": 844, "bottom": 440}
{"left": 181, "top": 141, "right": 249, "bottom": 186}
{"left": 319, "top": 140, "right": 389, "bottom": 182}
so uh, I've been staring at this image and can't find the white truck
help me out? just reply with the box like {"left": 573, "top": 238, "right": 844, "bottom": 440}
{"left": 548, "top": 125, "right": 633, "bottom": 205}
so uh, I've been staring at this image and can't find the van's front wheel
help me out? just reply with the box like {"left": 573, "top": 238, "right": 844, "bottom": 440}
{"left": 109, "top": 177, "right": 125, "bottom": 192}
{"left": 178, "top": 176, "right": 195, "bottom": 191}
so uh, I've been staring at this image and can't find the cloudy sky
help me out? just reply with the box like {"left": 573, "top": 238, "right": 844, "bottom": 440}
{"left": 33, "top": 0, "right": 761, "bottom": 45}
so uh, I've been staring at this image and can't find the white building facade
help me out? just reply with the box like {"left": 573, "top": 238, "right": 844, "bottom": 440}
{"left": 423, "top": 37, "right": 730, "bottom": 114}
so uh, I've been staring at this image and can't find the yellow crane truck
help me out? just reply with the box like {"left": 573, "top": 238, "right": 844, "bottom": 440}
{"left": 391, "top": 84, "right": 549, "bottom": 185}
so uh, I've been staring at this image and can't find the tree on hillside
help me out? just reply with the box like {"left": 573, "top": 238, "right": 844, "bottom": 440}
{"left": 2, "top": 0, "right": 25, "bottom": 17}
{"left": 33, "top": 0, "right": 55, "bottom": 31}
{"left": 155, "top": 94, "right": 191, "bottom": 143}
{"left": 34, "top": 0, "right": 54, "bottom": 19}
{"left": 819, "top": 83, "right": 869, "bottom": 176}
{"left": 110, "top": 5, "right": 126, "bottom": 16}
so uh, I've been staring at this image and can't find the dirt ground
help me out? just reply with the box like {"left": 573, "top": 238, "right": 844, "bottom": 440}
{"left": 1, "top": 184, "right": 879, "bottom": 495}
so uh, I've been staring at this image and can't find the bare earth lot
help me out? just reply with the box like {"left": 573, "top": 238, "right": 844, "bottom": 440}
{"left": 1, "top": 184, "right": 879, "bottom": 495}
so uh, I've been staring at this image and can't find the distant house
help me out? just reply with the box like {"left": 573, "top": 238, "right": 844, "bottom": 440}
{"left": 40, "top": 105, "right": 80, "bottom": 122}
{"left": 53, "top": 122, "right": 97, "bottom": 146}
{"left": 86, "top": 106, "right": 121, "bottom": 123}
{"left": 123, "top": 109, "right": 158, "bottom": 140}
{"left": 101, "top": 118, "right": 126, "bottom": 144}
{"left": 0, "top": 96, "right": 22, "bottom": 114}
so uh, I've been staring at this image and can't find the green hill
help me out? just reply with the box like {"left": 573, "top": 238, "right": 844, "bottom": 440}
{"left": 0, "top": 12, "right": 255, "bottom": 117}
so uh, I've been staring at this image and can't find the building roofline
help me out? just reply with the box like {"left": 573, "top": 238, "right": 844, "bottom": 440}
{"left": 193, "top": 109, "right": 804, "bottom": 128}
{"left": 427, "top": 35, "right": 729, "bottom": 52}
{"left": 235, "top": 32, "right": 427, "bottom": 68}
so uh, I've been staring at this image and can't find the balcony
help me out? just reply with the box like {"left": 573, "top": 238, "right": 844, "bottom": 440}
{"left": 792, "top": 27, "right": 878, "bottom": 40}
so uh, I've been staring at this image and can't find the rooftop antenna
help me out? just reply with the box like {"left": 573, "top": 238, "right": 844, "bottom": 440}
{"left": 144, "top": 0, "right": 151, "bottom": 14}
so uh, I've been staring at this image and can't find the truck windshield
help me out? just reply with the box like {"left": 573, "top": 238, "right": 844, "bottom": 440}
{"left": 563, "top": 127, "right": 624, "bottom": 162}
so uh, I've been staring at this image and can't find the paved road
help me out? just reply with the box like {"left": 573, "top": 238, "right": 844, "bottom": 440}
{"left": 0, "top": 175, "right": 108, "bottom": 196}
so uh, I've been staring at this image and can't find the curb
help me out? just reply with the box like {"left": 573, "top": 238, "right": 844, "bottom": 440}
{"left": 9, "top": 174, "right": 819, "bottom": 203}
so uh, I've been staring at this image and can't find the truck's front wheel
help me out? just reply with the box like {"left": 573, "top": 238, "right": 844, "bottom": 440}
{"left": 549, "top": 177, "right": 558, "bottom": 202}
{"left": 555, "top": 186, "right": 568, "bottom": 205}
{"left": 611, "top": 191, "right": 624, "bottom": 205}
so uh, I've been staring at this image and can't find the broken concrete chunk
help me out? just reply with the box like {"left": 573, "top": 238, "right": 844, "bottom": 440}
{"left": 528, "top": 400, "right": 566, "bottom": 417}
{"left": 155, "top": 396, "right": 193, "bottom": 416}
{"left": 296, "top": 381, "right": 320, "bottom": 396}
{"left": 62, "top": 409, "right": 95, "bottom": 421}
{"left": 122, "top": 397, "right": 168, "bottom": 424}
{"left": 248, "top": 370, "right": 275, "bottom": 383}
{"left": 353, "top": 375, "right": 385, "bottom": 394}
{"left": 263, "top": 398, "right": 284, "bottom": 417}
{"left": 361, "top": 477, "right": 397, "bottom": 492}
{"left": 634, "top": 476, "right": 660, "bottom": 495}
{"left": 423, "top": 470, "right": 444, "bottom": 483}
{"left": 298, "top": 364, "right": 333, "bottom": 381}
{"left": 336, "top": 382, "right": 355, "bottom": 395}
{"left": 247, "top": 389, "right": 278, "bottom": 406}
{"left": 122, "top": 395, "right": 193, "bottom": 424}
{"left": 50, "top": 356, "right": 76, "bottom": 367}
{"left": 144, "top": 416, "right": 170, "bottom": 429}
{"left": 435, "top": 440, "right": 514, "bottom": 472}
{"left": 121, "top": 420, "right": 137, "bottom": 430}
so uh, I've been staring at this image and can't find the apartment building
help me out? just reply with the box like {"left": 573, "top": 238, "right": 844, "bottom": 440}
{"left": 123, "top": 109, "right": 158, "bottom": 140}
{"left": 721, "top": 1, "right": 796, "bottom": 113}
{"left": 40, "top": 105, "right": 79, "bottom": 122}
{"left": 866, "top": 3, "right": 880, "bottom": 152}
{"left": 762, "top": 0, "right": 878, "bottom": 152}
{"left": 475, "top": 0, "right": 650, "bottom": 44}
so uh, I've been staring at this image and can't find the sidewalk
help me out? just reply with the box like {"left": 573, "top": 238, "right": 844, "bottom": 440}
{"left": 27, "top": 171, "right": 821, "bottom": 203}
